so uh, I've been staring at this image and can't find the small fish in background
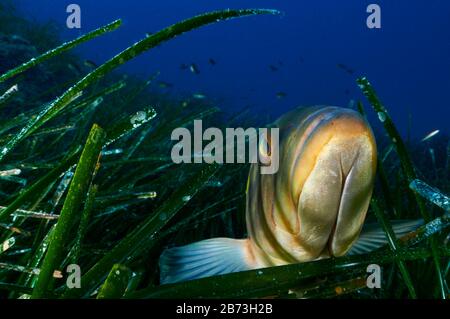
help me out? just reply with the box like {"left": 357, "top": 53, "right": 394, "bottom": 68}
{"left": 205, "top": 180, "right": 223, "bottom": 188}
{"left": 9, "top": 34, "right": 30, "bottom": 45}
{"left": 158, "top": 81, "right": 173, "bottom": 89}
{"left": 101, "top": 148, "right": 124, "bottom": 156}
{"left": 421, "top": 130, "right": 440, "bottom": 142}
{"left": 347, "top": 99, "right": 356, "bottom": 109}
{"left": 84, "top": 60, "right": 98, "bottom": 69}
{"left": 337, "top": 63, "right": 355, "bottom": 75}
{"left": 192, "top": 93, "right": 206, "bottom": 99}
{"left": 159, "top": 106, "right": 423, "bottom": 284}
{"left": 189, "top": 63, "right": 200, "bottom": 74}
{"left": 67, "top": 63, "right": 81, "bottom": 75}
{"left": 181, "top": 100, "right": 189, "bottom": 108}
{"left": 276, "top": 91, "right": 287, "bottom": 99}
{"left": 208, "top": 58, "right": 217, "bottom": 66}
{"left": 269, "top": 64, "right": 278, "bottom": 72}
{"left": 179, "top": 63, "right": 189, "bottom": 71}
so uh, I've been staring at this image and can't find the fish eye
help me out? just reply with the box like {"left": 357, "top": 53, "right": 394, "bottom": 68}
{"left": 258, "top": 131, "right": 272, "bottom": 166}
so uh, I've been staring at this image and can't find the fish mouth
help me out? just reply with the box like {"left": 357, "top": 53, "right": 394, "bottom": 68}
{"left": 326, "top": 147, "right": 364, "bottom": 257}
{"left": 295, "top": 114, "right": 376, "bottom": 259}
{"left": 327, "top": 136, "right": 376, "bottom": 257}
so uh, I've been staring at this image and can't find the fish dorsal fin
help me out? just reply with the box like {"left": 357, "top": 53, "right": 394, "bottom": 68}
{"left": 159, "top": 238, "right": 253, "bottom": 284}
{"left": 348, "top": 219, "right": 424, "bottom": 255}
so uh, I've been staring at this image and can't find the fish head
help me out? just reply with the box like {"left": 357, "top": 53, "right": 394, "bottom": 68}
{"left": 265, "top": 106, "right": 377, "bottom": 260}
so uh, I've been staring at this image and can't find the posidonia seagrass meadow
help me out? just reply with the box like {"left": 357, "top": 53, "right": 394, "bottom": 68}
{"left": 0, "top": 4, "right": 448, "bottom": 299}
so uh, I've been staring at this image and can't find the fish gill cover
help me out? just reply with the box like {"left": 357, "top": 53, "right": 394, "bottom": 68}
{"left": 0, "top": 0, "right": 448, "bottom": 300}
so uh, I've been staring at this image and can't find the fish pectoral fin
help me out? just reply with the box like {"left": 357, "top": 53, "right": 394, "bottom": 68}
{"left": 159, "top": 238, "right": 253, "bottom": 284}
{"left": 347, "top": 219, "right": 424, "bottom": 255}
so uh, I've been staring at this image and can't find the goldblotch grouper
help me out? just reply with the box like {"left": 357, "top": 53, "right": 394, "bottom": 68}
{"left": 159, "top": 106, "right": 422, "bottom": 284}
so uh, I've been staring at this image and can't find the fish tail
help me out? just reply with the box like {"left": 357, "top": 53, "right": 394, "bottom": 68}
{"left": 348, "top": 219, "right": 424, "bottom": 255}
{"left": 159, "top": 238, "right": 254, "bottom": 284}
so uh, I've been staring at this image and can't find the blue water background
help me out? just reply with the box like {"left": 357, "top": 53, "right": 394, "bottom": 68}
{"left": 14, "top": 0, "right": 450, "bottom": 139}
